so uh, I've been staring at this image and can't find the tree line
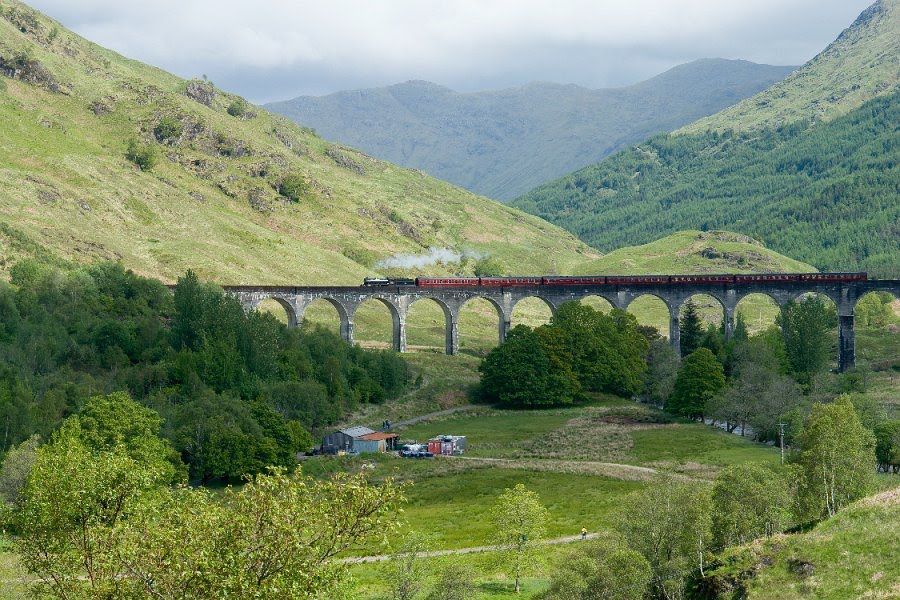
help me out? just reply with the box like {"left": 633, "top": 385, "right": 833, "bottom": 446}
{"left": 478, "top": 293, "right": 900, "bottom": 473}
{"left": 0, "top": 261, "right": 408, "bottom": 481}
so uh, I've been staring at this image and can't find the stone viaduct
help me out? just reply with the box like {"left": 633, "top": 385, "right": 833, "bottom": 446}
{"left": 225, "top": 279, "right": 899, "bottom": 372}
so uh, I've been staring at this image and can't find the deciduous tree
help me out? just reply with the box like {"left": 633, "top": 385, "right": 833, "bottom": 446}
{"left": 711, "top": 463, "right": 795, "bottom": 550}
{"left": 796, "top": 395, "right": 876, "bottom": 520}
{"left": 491, "top": 483, "right": 549, "bottom": 593}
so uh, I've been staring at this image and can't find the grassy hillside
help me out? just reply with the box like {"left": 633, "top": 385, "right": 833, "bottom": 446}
{"left": 681, "top": 0, "right": 900, "bottom": 133}
{"left": 573, "top": 230, "right": 815, "bottom": 276}
{"left": 0, "top": 0, "right": 596, "bottom": 285}
{"left": 703, "top": 487, "right": 899, "bottom": 599}
{"left": 267, "top": 60, "right": 794, "bottom": 201}
{"left": 512, "top": 0, "right": 900, "bottom": 278}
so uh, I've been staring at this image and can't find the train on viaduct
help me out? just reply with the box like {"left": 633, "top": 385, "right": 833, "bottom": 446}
{"left": 223, "top": 273, "right": 899, "bottom": 373}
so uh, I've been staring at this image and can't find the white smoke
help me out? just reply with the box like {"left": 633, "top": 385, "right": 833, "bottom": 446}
{"left": 375, "top": 247, "right": 486, "bottom": 270}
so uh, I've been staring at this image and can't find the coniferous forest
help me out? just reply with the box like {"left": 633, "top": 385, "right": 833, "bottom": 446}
{"left": 0, "top": 261, "right": 408, "bottom": 481}
{"left": 514, "top": 91, "right": 900, "bottom": 278}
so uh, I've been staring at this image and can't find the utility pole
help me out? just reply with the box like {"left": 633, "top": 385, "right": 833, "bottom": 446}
{"left": 778, "top": 422, "right": 786, "bottom": 465}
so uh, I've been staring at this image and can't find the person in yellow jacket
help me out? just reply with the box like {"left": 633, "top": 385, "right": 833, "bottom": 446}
{"left": 581, "top": 527, "right": 587, "bottom": 540}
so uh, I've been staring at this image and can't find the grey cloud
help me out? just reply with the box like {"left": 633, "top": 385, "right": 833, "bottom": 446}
{"left": 27, "top": 1, "right": 874, "bottom": 103}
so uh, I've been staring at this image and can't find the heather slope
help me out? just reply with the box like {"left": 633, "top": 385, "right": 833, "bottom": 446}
{"left": 0, "top": 0, "right": 596, "bottom": 285}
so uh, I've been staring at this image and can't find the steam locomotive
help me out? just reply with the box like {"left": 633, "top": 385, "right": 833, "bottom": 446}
{"left": 362, "top": 273, "right": 867, "bottom": 287}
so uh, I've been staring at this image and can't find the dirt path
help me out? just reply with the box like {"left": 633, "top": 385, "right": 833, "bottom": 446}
{"left": 340, "top": 533, "right": 600, "bottom": 564}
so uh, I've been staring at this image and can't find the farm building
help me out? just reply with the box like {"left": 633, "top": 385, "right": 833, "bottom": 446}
{"left": 427, "top": 435, "right": 467, "bottom": 455}
{"left": 354, "top": 432, "right": 400, "bottom": 453}
{"left": 321, "top": 426, "right": 375, "bottom": 454}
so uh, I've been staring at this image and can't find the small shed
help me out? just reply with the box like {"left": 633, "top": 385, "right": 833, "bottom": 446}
{"left": 321, "top": 426, "right": 376, "bottom": 454}
{"left": 354, "top": 432, "right": 400, "bottom": 454}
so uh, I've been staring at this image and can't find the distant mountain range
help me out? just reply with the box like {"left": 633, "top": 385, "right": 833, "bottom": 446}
{"left": 266, "top": 59, "right": 796, "bottom": 201}
{"left": 513, "top": 0, "right": 900, "bottom": 278}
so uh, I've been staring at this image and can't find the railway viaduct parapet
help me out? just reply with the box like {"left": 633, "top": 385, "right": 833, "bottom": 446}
{"left": 224, "top": 280, "right": 899, "bottom": 372}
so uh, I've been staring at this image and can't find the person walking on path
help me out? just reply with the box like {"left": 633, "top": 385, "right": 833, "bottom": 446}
{"left": 581, "top": 527, "right": 587, "bottom": 540}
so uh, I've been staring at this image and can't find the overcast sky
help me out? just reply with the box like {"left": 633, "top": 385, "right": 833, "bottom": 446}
{"left": 28, "top": 0, "right": 874, "bottom": 103}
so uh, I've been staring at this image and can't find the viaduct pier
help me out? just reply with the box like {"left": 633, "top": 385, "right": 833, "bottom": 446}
{"left": 225, "top": 279, "right": 899, "bottom": 372}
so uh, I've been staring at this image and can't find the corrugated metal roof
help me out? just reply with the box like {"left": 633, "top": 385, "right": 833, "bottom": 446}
{"left": 357, "top": 432, "right": 399, "bottom": 440}
{"left": 341, "top": 426, "right": 376, "bottom": 438}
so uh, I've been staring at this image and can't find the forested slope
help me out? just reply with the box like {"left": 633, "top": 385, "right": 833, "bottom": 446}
{"left": 515, "top": 92, "right": 899, "bottom": 277}
{"left": 513, "top": 0, "right": 900, "bottom": 277}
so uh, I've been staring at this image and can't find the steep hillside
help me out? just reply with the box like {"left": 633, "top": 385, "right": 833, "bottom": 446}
{"left": 513, "top": 0, "right": 900, "bottom": 277}
{"left": 266, "top": 60, "right": 794, "bottom": 201}
{"left": 681, "top": 0, "right": 900, "bottom": 133}
{"left": 702, "top": 487, "right": 900, "bottom": 599}
{"left": 0, "top": 0, "right": 597, "bottom": 285}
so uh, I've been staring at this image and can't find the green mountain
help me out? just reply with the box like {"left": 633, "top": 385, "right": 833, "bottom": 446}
{"left": 266, "top": 60, "right": 795, "bottom": 201}
{"left": 0, "top": 0, "right": 597, "bottom": 285}
{"left": 512, "top": 0, "right": 900, "bottom": 278}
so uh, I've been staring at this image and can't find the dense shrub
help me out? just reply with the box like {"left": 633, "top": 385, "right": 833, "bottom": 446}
{"left": 278, "top": 174, "right": 308, "bottom": 202}
{"left": 153, "top": 116, "right": 182, "bottom": 143}
{"left": 125, "top": 138, "right": 158, "bottom": 171}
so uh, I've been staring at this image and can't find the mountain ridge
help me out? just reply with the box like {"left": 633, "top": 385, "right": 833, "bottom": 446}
{"left": 512, "top": 0, "right": 900, "bottom": 278}
{"left": 266, "top": 59, "right": 796, "bottom": 201}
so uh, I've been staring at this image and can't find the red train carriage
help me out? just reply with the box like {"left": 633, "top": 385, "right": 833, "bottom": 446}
{"left": 734, "top": 274, "right": 800, "bottom": 283}
{"left": 669, "top": 274, "right": 734, "bottom": 284}
{"left": 607, "top": 275, "right": 670, "bottom": 285}
{"left": 479, "top": 277, "right": 544, "bottom": 286}
{"left": 542, "top": 276, "right": 608, "bottom": 285}
{"left": 415, "top": 277, "right": 480, "bottom": 287}
{"left": 799, "top": 272, "right": 867, "bottom": 282}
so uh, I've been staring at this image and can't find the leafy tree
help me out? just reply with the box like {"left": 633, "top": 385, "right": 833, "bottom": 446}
{"left": 15, "top": 418, "right": 173, "bottom": 596}
{"left": 0, "top": 433, "right": 40, "bottom": 505}
{"left": 117, "top": 468, "right": 405, "bottom": 598}
{"left": 153, "top": 116, "right": 183, "bottom": 143}
{"left": 711, "top": 463, "right": 795, "bottom": 550}
{"left": 479, "top": 325, "right": 579, "bottom": 408}
{"left": 855, "top": 292, "right": 897, "bottom": 327}
{"left": 643, "top": 338, "right": 679, "bottom": 407}
{"left": 615, "top": 480, "right": 712, "bottom": 600}
{"left": 278, "top": 174, "right": 308, "bottom": 202}
{"left": 796, "top": 395, "right": 876, "bottom": 520}
{"left": 679, "top": 301, "right": 704, "bottom": 357}
{"left": 491, "top": 483, "right": 549, "bottom": 593}
{"left": 426, "top": 562, "right": 477, "bottom": 600}
{"left": 873, "top": 420, "right": 900, "bottom": 473}
{"left": 383, "top": 533, "right": 430, "bottom": 600}
{"left": 668, "top": 348, "right": 725, "bottom": 420}
{"left": 777, "top": 296, "right": 837, "bottom": 385}
{"left": 125, "top": 138, "right": 159, "bottom": 171}
{"left": 473, "top": 256, "right": 506, "bottom": 276}
{"left": 541, "top": 532, "right": 651, "bottom": 600}
{"left": 226, "top": 98, "right": 248, "bottom": 117}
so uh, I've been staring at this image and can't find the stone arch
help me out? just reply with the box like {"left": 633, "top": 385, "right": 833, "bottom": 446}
{"left": 458, "top": 295, "right": 506, "bottom": 353}
{"left": 300, "top": 296, "right": 349, "bottom": 338}
{"left": 579, "top": 294, "right": 615, "bottom": 313}
{"left": 510, "top": 295, "right": 556, "bottom": 331}
{"left": 250, "top": 296, "right": 298, "bottom": 328}
{"left": 350, "top": 296, "right": 402, "bottom": 350}
{"left": 734, "top": 293, "right": 782, "bottom": 336}
{"left": 621, "top": 293, "right": 672, "bottom": 340}
{"left": 679, "top": 293, "right": 726, "bottom": 328}
{"left": 406, "top": 296, "right": 456, "bottom": 354}
{"left": 851, "top": 290, "right": 899, "bottom": 371}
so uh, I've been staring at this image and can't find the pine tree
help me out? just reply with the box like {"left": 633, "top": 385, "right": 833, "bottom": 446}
{"left": 679, "top": 301, "right": 704, "bottom": 357}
